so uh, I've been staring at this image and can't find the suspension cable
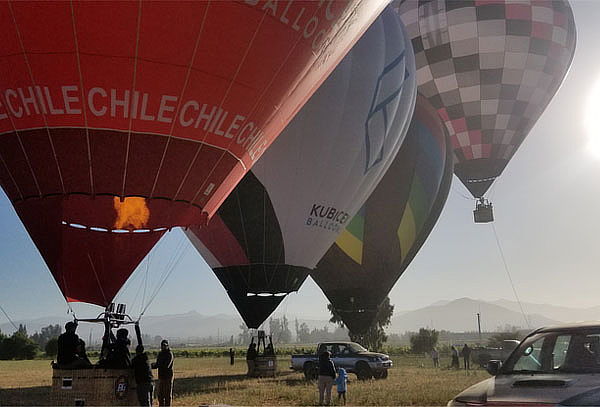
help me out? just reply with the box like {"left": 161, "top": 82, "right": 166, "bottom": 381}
{"left": 138, "top": 232, "right": 191, "bottom": 319}
{"left": 491, "top": 223, "right": 530, "bottom": 329}
{"left": 0, "top": 303, "right": 19, "bottom": 332}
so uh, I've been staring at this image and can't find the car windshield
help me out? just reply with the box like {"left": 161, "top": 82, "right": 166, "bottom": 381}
{"left": 348, "top": 343, "right": 368, "bottom": 353}
{"left": 503, "top": 329, "right": 600, "bottom": 374}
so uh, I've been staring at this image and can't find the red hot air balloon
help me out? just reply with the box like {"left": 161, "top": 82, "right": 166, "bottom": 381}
{"left": 0, "top": 0, "right": 387, "bottom": 306}
{"left": 396, "top": 0, "right": 577, "bottom": 221}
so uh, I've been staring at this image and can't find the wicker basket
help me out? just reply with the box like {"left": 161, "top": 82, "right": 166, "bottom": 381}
{"left": 51, "top": 367, "right": 138, "bottom": 406}
{"left": 253, "top": 356, "right": 277, "bottom": 377}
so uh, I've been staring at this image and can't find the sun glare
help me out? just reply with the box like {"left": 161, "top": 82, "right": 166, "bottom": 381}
{"left": 586, "top": 77, "right": 600, "bottom": 158}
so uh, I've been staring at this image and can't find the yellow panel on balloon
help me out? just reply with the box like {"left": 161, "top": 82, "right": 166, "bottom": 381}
{"left": 336, "top": 229, "right": 363, "bottom": 265}
{"left": 398, "top": 205, "right": 416, "bottom": 259}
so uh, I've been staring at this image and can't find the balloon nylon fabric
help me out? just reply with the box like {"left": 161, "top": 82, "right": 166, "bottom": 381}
{"left": 396, "top": 0, "right": 577, "bottom": 198}
{"left": 187, "top": 6, "right": 418, "bottom": 328}
{"left": 312, "top": 95, "right": 453, "bottom": 334}
{"left": 0, "top": 1, "right": 388, "bottom": 306}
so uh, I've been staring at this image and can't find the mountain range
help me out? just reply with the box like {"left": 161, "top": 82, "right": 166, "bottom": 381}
{"left": 2, "top": 298, "right": 598, "bottom": 340}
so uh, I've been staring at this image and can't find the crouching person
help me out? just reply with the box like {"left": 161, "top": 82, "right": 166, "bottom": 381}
{"left": 132, "top": 345, "right": 154, "bottom": 407}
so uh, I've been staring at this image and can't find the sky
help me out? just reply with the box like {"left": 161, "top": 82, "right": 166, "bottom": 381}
{"left": 1, "top": 1, "right": 600, "bottom": 329}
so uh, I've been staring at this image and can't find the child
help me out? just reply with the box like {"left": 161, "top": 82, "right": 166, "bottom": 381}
{"left": 335, "top": 367, "right": 348, "bottom": 405}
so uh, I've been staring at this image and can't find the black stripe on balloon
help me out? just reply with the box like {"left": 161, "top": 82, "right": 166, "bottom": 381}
{"left": 217, "top": 171, "right": 284, "bottom": 265}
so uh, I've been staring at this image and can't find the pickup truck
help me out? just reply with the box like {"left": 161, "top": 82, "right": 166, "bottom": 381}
{"left": 470, "top": 339, "right": 520, "bottom": 367}
{"left": 291, "top": 341, "right": 392, "bottom": 380}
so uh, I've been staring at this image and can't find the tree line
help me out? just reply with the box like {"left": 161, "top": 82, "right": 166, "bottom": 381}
{"left": 0, "top": 324, "right": 62, "bottom": 360}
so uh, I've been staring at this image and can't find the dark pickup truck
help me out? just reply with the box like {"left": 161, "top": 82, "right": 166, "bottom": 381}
{"left": 291, "top": 341, "right": 392, "bottom": 380}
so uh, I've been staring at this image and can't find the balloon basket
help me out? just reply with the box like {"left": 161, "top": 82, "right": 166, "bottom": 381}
{"left": 251, "top": 356, "right": 277, "bottom": 377}
{"left": 51, "top": 367, "right": 138, "bottom": 406}
{"left": 473, "top": 198, "right": 494, "bottom": 223}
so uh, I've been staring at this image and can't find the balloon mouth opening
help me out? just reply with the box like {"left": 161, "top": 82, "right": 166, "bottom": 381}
{"left": 61, "top": 220, "right": 167, "bottom": 234}
{"left": 247, "top": 292, "right": 288, "bottom": 297}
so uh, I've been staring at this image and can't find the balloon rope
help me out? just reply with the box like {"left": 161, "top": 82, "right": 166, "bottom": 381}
{"left": 491, "top": 223, "right": 530, "bottom": 329}
{"left": 126, "top": 268, "right": 145, "bottom": 315}
{"left": 140, "top": 253, "right": 151, "bottom": 316}
{"left": 0, "top": 303, "right": 19, "bottom": 332}
{"left": 87, "top": 253, "right": 108, "bottom": 306}
{"left": 139, "top": 232, "right": 190, "bottom": 319}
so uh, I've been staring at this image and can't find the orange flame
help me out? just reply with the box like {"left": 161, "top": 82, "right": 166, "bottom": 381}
{"left": 113, "top": 197, "right": 150, "bottom": 230}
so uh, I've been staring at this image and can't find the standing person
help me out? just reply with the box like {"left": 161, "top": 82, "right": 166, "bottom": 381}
{"left": 317, "top": 351, "right": 336, "bottom": 406}
{"left": 132, "top": 345, "right": 154, "bottom": 407}
{"left": 246, "top": 343, "right": 257, "bottom": 376}
{"left": 106, "top": 328, "right": 131, "bottom": 368}
{"left": 451, "top": 346, "right": 460, "bottom": 369}
{"left": 431, "top": 347, "right": 439, "bottom": 368}
{"left": 335, "top": 367, "right": 348, "bottom": 405}
{"left": 229, "top": 348, "right": 235, "bottom": 365}
{"left": 462, "top": 344, "right": 472, "bottom": 370}
{"left": 152, "top": 339, "right": 174, "bottom": 406}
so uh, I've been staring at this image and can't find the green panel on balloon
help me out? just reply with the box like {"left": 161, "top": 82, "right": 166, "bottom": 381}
{"left": 336, "top": 207, "right": 365, "bottom": 265}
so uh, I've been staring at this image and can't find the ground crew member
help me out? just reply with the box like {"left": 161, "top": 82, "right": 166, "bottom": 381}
{"left": 152, "top": 339, "right": 174, "bottom": 406}
{"left": 132, "top": 345, "right": 153, "bottom": 406}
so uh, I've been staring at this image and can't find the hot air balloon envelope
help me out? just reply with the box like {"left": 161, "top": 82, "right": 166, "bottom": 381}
{"left": 312, "top": 94, "right": 453, "bottom": 333}
{"left": 0, "top": 0, "right": 387, "bottom": 306}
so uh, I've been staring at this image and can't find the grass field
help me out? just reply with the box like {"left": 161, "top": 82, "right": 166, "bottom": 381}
{"left": 0, "top": 355, "right": 488, "bottom": 406}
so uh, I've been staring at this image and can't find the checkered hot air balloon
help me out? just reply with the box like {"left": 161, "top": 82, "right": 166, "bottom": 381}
{"left": 396, "top": 0, "right": 576, "bottom": 201}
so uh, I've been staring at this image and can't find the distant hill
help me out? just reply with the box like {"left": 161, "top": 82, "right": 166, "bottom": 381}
{"left": 490, "top": 299, "right": 600, "bottom": 323}
{"left": 389, "top": 297, "right": 560, "bottom": 333}
{"left": 0, "top": 311, "right": 337, "bottom": 343}
{"left": 3, "top": 297, "right": 598, "bottom": 340}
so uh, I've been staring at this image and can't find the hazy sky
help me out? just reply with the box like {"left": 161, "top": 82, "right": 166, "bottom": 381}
{"left": 1, "top": 1, "right": 600, "bottom": 327}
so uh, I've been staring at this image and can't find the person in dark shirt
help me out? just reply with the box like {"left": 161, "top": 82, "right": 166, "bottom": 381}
{"left": 132, "top": 345, "right": 154, "bottom": 407}
{"left": 56, "top": 322, "right": 80, "bottom": 366}
{"left": 75, "top": 339, "right": 92, "bottom": 367}
{"left": 152, "top": 339, "right": 174, "bottom": 406}
{"left": 229, "top": 348, "right": 235, "bottom": 365}
{"left": 105, "top": 328, "right": 131, "bottom": 368}
{"left": 318, "top": 351, "right": 336, "bottom": 405}
{"left": 246, "top": 343, "right": 257, "bottom": 377}
{"left": 461, "top": 344, "right": 472, "bottom": 370}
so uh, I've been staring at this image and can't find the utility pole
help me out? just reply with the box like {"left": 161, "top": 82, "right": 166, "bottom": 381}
{"left": 477, "top": 313, "right": 482, "bottom": 344}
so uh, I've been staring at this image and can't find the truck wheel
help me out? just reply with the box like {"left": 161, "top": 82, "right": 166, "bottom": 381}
{"left": 355, "top": 362, "right": 372, "bottom": 380}
{"left": 303, "top": 362, "right": 317, "bottom": 380}
{"left": 478, "top": 354, "right": 491, "bottom": 368}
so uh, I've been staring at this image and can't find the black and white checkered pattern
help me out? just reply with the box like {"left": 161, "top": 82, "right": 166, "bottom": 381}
{"left": 396, "top": 0, "right": 576, "bottom": 197}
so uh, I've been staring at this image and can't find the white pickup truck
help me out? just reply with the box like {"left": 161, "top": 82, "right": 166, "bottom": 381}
{"left": 290, "top": 341, "right": 392, "bottom": 380}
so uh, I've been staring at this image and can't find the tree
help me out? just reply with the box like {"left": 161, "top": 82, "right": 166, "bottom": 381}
{"left": 238, "top": 323, "right": 252, "bottom": 345}
{"left": 328, "top": 297, "right": 395, "bottom": 351}
{"left": 409, "top": 328, "right": 439, "bottom": 354}
{"left": 0, "top": 331, "right": 39, "bottom": 360}
{"left": 45, "top": 337, "right": 59, "bottom": 358}
{"left": 16, "top": 324, "right": 27, "bottom": 337}
{"left": 31, "top": 324, "right": 62, "bottom": 348}
{"left": 295, "top": 320, "right": 311, "bottom": 343}
{"left": 268, "top": 316, "right": 292, "bottom": 343}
